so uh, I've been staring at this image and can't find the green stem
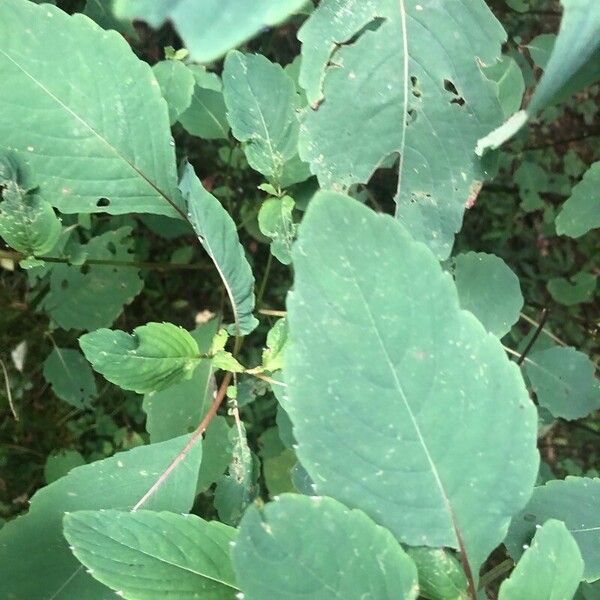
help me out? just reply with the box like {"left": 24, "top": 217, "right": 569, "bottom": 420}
{"left": 478, "top": 558, "right": 514, "bottom": 590}
{"left": 256, "top": 251, "right": 273, "bottom": 309}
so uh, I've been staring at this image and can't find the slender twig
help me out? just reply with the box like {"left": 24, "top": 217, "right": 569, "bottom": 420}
{"left": 250, "top": 371, "right": 287, "bottom": 387}
{"left": 519, "top": 311, "right": 565, "bottom": 346}
{"left": 258, "top": 308, "right": 287, "bottom": 317}
{"left": 0, "top": 249, "right": 211, "bottom": 272}
{"left": 0, "top": 358, "right": 18, "bottom": 421}
{"left": 518, "top": 309, "right": 549, "bottom": 366}
{"left": 132, "top": 371, "right": 233, "bottom": 511}
{"left": 478, "top": 558, "right": 514, "bottom": 590}
{"left": 454, "top": 528, "right": 477, "bottom": 600}
{"left": 256, "top": 252, "right": 273, "bottom": 309}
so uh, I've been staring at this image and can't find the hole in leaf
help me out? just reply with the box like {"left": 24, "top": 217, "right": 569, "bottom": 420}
{"left": 410, "top": 76, "right": 421, "bottom": 98}
{"left": 443, "top": 79, "right": 459, "bottom": 95}
{"left": 96, "top": 197, "right": 110, "bottom": 208}
{"left": 60, "top": 279, "right": 69, "bottom": 289}
{"left": 406, "top": 108, "right": 417, "bottom": 125}
{"left": 79, "top": 264, "right": 90, "bottom": 275}
{"left": 107, "top": 242, "right": 117, "bottom": 255}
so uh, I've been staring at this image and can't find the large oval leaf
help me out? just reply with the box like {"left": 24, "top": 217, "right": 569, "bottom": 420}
{"left": 233, "top": 494, "right": 419, "bottom": 600}
{"left": 298, "top": 0, "right": 505, "bottom": 258}
{"left": 285, "top": 192, "right": 538, "bottom": 570}
{"left": 0, "top": 0, "right": 182, "bottom": 216}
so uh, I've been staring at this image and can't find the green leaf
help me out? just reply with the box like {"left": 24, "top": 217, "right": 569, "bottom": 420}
{"left": 83, "top": 0, "right": 137, "bottom": 38}
{"left": 556, "top": 162, "right": 600, "bottom": 238}
{"left": 261, "top": 318, "right": 289, "bottom": 372}
{"left": 524, "top": 346, "right": 600, "bottom": 421}
{"left": 63, "top": 510, "right": 238, "bottom": 599}
{"left": 258, "top": 196, "right": 296, "bottom": 265}
{"left": 498, "top": 519, "right": 583, "bottom": 600}
{"left": 506, "top": 477, "right": 600, "bottom": 583}
{"left": 453, "top": 252, "right": 523, "bottom": 338}
{"left": 478, "top": 0, "right": 600, "bottom": 152}
{"left": 298, "top": 0, "right": 505, "bottom": 258}
{"left": 0, "top": 435, "right": 202, "bottom": 599}
{"left": 142, "top": 321, "right": 218, "bottom": 443}
{"left": 223, "top": 51, "right": 308, "bottom": 187}
{"left": 406, "top": 547, "right": 469, "bottom": 600}
{"left": 44, "top": 450, "right": 86, "bottom": 484}
{"left": 43, "top": 347, "right": 97, "bottom": 408}
{"left": 113, "top": 0, "right": 308, "bottom": 63}
{"left": 547, "top": 272, "right": 597, "bottom": 306}
{"left": 0, "top": 0, "right": 182, "bottom": 217}
{"left": 179, "top": 163, "right": 258, "bottom": 336}
{"left": 196, "top": 416, "right": 233, "bottom": 493}
{"left": 484, "top": 55, "right": 526, "bottom": 117}
{"left": 232, "top": 494, "right": 419, "bottom": 600}
{"left": 526, "top": 34, "right": 556, "bottom": 70}
{"left": 0, "top": 181, "right": 62, "bottom": 259}
{"left": 263, "top": 449, "right": 296, "bottom": 497}
{"left": 214, "top": 426, "right": 259, "bottom": 526}
{"left": 80, "top": 322, "right": 200, "bottom": 394}
{"left": 152, "top": 60, "right": 195, "bottom": 125}
{"left": 285, "top": 191, "right": 538, "bottom": 570}
{"left": 42, "top": 227, "right": 144, "bottom": 331}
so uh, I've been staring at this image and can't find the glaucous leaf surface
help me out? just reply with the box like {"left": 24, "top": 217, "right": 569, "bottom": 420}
{"left": 152, "top": 60, "right": 195, "bottom": 125}
{"left": 285, "top": 192, "right": 538, "bottom": 570}
{"left": 298, "top": 0, "right": 505, "bottom": 258}
{"left": 223, "top": 52, "right": 308, "bottom": 188}
{"left": 406, "top": 547, "right": 469, "bottom": 600}
{"left": 80, "top": 322, "right": 200, "bottom": 394}
{"left": 63, "top": 510, "right": 238, "bottom": 600}
{"left": 233, "top": 494, "right": 419, "bottom": 600}
{"left": 113, "top": 0, "right": 308, "bottom": 63}
{"left": 524, "top": 346, "right": 600, "bottom": 421}
{"left": 43, "top": 347, "right": 97, "bottom": 408}
{"left": 547, "top": 273, "right": 597, "bottom": 306}
{"left": 453, "top": 252, "right": 523, "bottom": 338}
{"left": 179, "top": 163, "right": 258, "bottom": 335}
{"left": 142, "top": 321, "right": 218, "bottom": 442}
{"left": 478, "top": 0, "right": 600, "bottom": 152}
{"left": 0, "top": 436, "right": 202, "bottom": 599}
{"left": 507, "top": 477, "right": 600, "bottom": 582}
{"left": 0, "top": 0, "right": 182, "bottom": 217}
{"left": 484, "top": 55, "right": 526, "bottom": 117}
{"left": 83, "top": 0, "right": 137, "bottom": 38}
{"left": 556, "top": 161, "right": 600, "bottom": 238}
{"left": 498, "top": 519, "right": 583, "bottom": 600}
{"left": 42, "top": 227, "right": 144, "bottom": 331}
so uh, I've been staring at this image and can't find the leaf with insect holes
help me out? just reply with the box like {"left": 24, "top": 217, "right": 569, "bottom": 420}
{"left": 80, "top": 322, "right": 201, "bottom": 394}
{"left": 152, "top": 60, "right": 195, "bottom": 125}
{"left": 498, "top": 519, "right": 583, "bottom": 600}
{"left": 453, "top": 252, "right": 523, "bottom": 338}
{"left": 223, "top": 51, "right": 310, "bottom": 188}
{"left": 506, "top": 477, "right": 600, "bottom": 583}
{"left": 0, "top": 0, "right": 182, "bottom": 217}
{"left": 113, "top": 0, "right": 308, "bottom": 64}
{"left": 233, "top": 494, "right": 419, "bottom": 600}
{"left": 478, "top": 0, "right": 600, "bottom": 152}
{"left": 524, "top": 346, "right": 600, "bottom": 421}
{"left": 298, "top": 0, "right": 505, "bottom": 259}
{"left": 285, "top": 191, "right": 538, "bottom": 571}
{"left": 43, "top": 347, "right": 97, "bottom": 408}
{"left": 0, "top": 435, "right": 202, "bottom": 600}
{"left": 179, "top": 163, "right": 258, "bottom": 336}
{"left": 557, "top": 161, "right": 600, "bottom": 238}
{"left": 63, "top": 510, "right": 238, "bottom": 600}
{"left": 41, "top": 227, "right": 144, "bottom": 331}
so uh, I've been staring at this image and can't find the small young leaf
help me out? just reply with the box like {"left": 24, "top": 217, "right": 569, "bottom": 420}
{"left": 0, "top": 182, "right": 62, "bottom": 259}
{"left": 524, "top": 346, "right": 600, "bottom": 421}
{"left": 507, "top": 477, "right": 600, "bottom": 582}
{"left": 152, "top": 60, "right": 195, "bottom": 125}
{"left": 0, "top": 0, "right": 183, "bottom": 216}
{"left": 42, "top": 227, "right": 144, "bottom": 331}
{"left": 547, "top": 272, "right": 597, "bottom": 306}
{"left": 63, "top": 510, "right": 238, "bottom": 599}
{"left": 556, "top": 162, "right": 600, "bottom": 238}
{"left": 453, "top": 252, "right": 523, "bottom": 338}
{"left": 232, "top": 494, "right": 419, "bottom": 600}
{"left": 286, "top": 191, "right": 538, "bottom": 570}
{"left": 80, "top": 322, "right": 201, "bottom": 394}
{"left": 113, "top": 0, "right": 308, "bottom": 63}
{"left": 43, "top": 347, "right": 97, "bottom": 409}
{"left": 179, "top": 163, "right": 258, "bottom": 336}
{"left": 406, "top": 547, "right": 469, "bottom": 600}
{"left": 498, "top": 519, "right": 583, "bottom": 600}
{"left": 261, "top": 318, "right": 288, "bottom": 372}
{"left": 214, "top": 426, "right": 258, "bottom": 526}
{"left": 258, "top": 196, "right": 296, "bottom": 264}
{"left": 0, "top": 436, "right": 202, "bottom": 599}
